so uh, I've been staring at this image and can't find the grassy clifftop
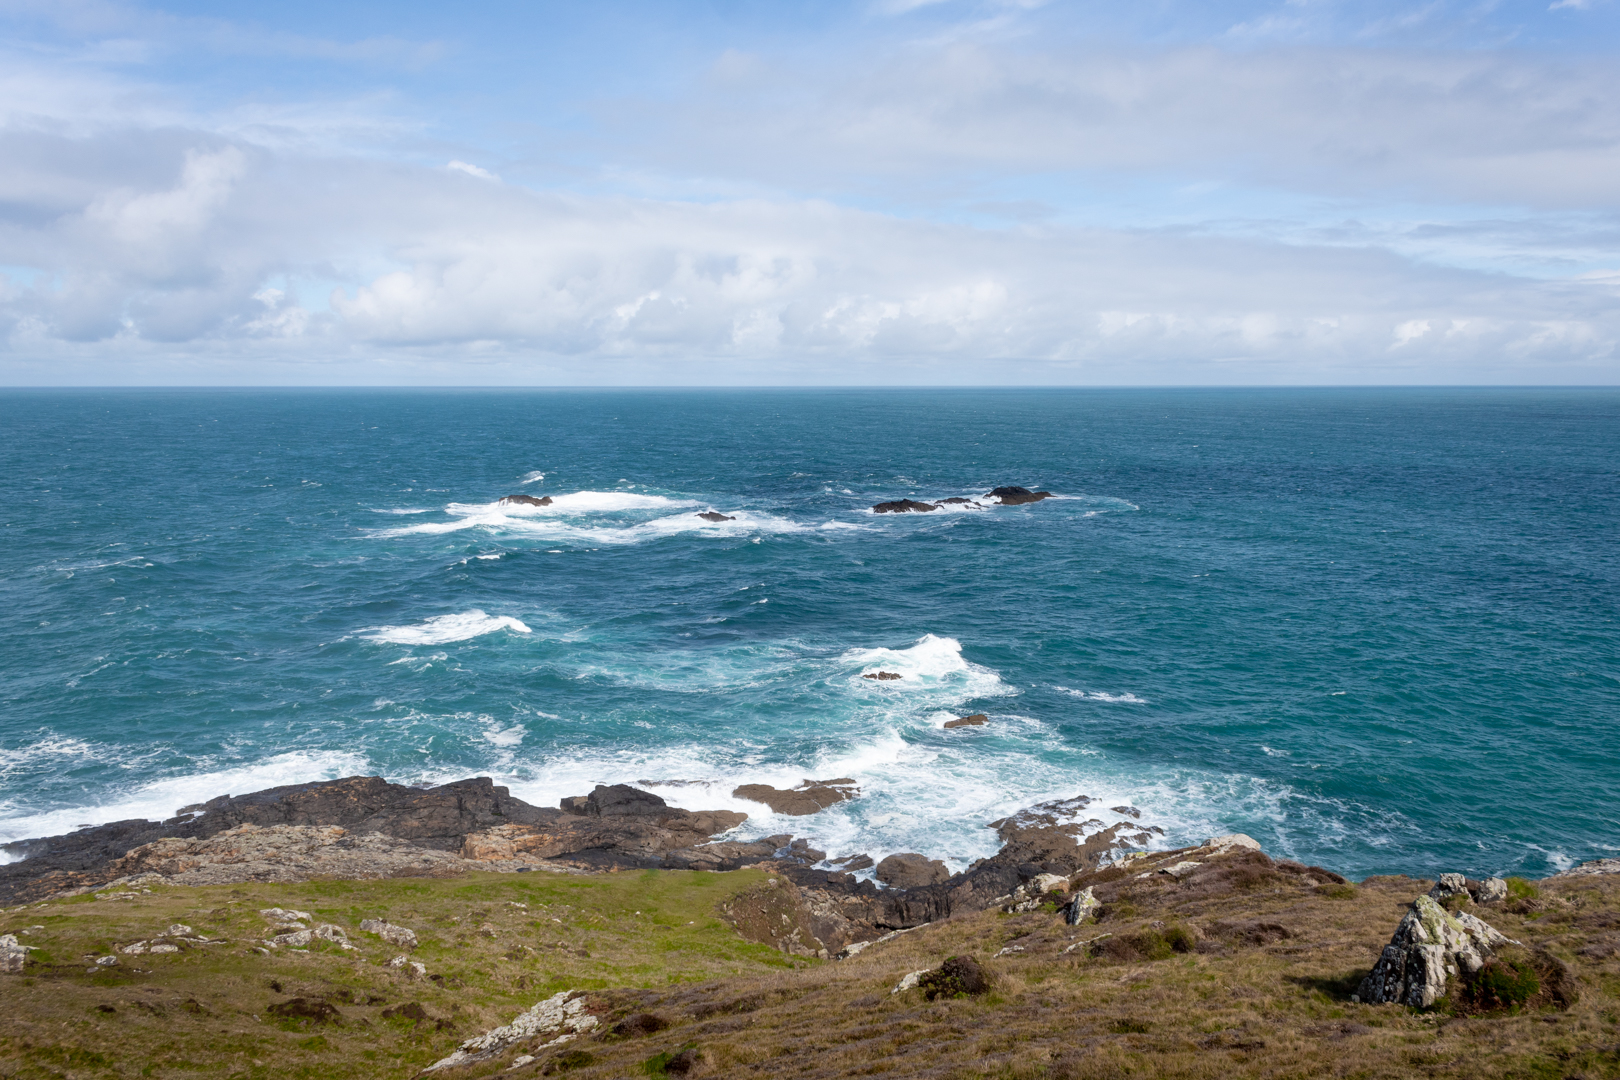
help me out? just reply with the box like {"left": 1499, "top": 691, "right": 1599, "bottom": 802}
{"left": 2, "top": 852, "right": 1618, "bottom": 1080}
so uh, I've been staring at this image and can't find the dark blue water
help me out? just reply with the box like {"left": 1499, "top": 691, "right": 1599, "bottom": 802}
{"left": 2, "top": 388, "right": 1616, "bottom": 879}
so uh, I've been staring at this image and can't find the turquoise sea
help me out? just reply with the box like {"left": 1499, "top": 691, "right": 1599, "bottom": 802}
{"left": 1, "top": 388, "right": 1616, "bottom": 880}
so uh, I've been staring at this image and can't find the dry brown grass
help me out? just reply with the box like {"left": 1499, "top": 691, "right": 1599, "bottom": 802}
{"left": 4, "top": 854, "right": 1620, "bottom": 1080}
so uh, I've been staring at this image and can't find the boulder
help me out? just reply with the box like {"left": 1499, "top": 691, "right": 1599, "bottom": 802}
{"left": 1429, "top": 872, "right": 1510, "bottom": 906}
{"left": 862, "top": 671, "right": 902, "bottom": 681}
{"left": 498, "top": 495, "right": 552, "bottom": 507}
{"left": 944, "top": 714, "right": 988, "bottom": 729}
{"left": 1062, "top": 886, "right": 1100, "bottom": 925}
{"left": 423, "top": 991, "right": 598, "bottom": 1073}
{"left": 872, "top": 500, "right": 938, "bottom": 513}
{"left": 696, "top": 511, "right": 735, "bottom": 522}
{"left": 918, "top": 955, "right": 990, "bottom": 999}
{"left": 731, "top": 779, "right": 859, "bottom": 816}
{"left": 360, "top": 919, "right": 418, "bottom": 950}
{"left": 875, "top": 853, "right": 950, "bottom": 888}
{"left": 1355, "top": 894, "right": 1518, "bottom": 1008}
{"left": 987, "top": 486, "right": 1053, "bottom": 505}
{"left": 0, "top": 934, "right": 33, "bottom": 974}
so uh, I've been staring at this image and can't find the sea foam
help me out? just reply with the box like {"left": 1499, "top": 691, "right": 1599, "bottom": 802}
{"left": 362, "top": 610, "right": 531, "bottom": 646}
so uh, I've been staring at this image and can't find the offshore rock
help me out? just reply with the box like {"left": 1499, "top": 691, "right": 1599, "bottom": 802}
{"left": 944, "top": 714, "right": 988, "bottom": 729}
{"left": 872, "top": 500, "right": 938, "bottom": 514}
{"left": 987, "top": 486, "right": 1053, "bottom": 505}
{"left": 1356, "top": 894, "right": 1518, "bottom": 1008}
{"left": 498, "top": 494, "right": 552, "bottom": 507}
{"left": 696, "top": 511, "right": 735, "bottom": 522}
{"left": 731, "top": 779, "right": 859, "bottom": 816}
{"left": 862, "top": 671, "right": 902, "bottom": 681}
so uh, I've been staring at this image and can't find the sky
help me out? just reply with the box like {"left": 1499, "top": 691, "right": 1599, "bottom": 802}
{"left": 1, "top": 0, "right": 1618, "bottom": 385}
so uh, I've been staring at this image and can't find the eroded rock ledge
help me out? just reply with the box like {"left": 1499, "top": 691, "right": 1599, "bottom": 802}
{"left": 0, "top": 778, "right": 1163, "bottom": 959}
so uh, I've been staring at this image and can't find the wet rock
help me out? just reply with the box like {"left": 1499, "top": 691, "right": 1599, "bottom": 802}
{"left": 987, "top": 486, "right": 1053, "bottom": 505}
{"left": 696, "top": 512, "right": 735, "bottom": 522}
{"left": 935, "top": 497, "right": 976, "bottom": 505}
{"left": 360, "top": 919, "right": 418, "bottom": 950}
{"left": 1110, "top": 806, "right": 1142, "bottom": 819}
{"left": 498, "top": 495, "right": 552, "bottom": 507}
{"left": 872, "top": 500, "right": 938, "bottom": 513}
{"left": 944, "top": 714, "right": 988, "bottom": 729}
{"left": 731, "top": 779, "right": 859, "bottom": 816}
{"left": 862, "top": 671, "right": 902, "bottom": 681}
{"left": 1355, "top": 894, "right": 1518, "bottom": 1008}
{"left": 829, "top": 854, "right": 874, "bottom": 872}
{"left": 423, "top": 990, "right": 599, "bottom": 1073}
{"left": 875, "top": 853, "right": 950, "bottom": 888}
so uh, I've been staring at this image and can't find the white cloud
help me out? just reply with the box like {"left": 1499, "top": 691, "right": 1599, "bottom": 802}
{"left": 447, "top": 160, "right": 499, "bottom": 181}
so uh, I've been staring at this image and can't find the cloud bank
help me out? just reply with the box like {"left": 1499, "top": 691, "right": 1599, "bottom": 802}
{"left": 0, "top": 1, "right": 1616, "bottom": 384}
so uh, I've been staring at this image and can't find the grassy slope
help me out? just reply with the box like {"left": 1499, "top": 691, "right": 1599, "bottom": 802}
{"left": 2, "top": 859, "right": 1619, "bottom": 1079}
{"left": 0, "top": 868, "right": 804, "bottom": 1079}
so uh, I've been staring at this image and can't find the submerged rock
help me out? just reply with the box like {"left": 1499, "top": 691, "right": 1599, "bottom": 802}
{"left": 862, "top": 671, "right": 902, "bottom": 681}
{"left": 872, "top": 500, "right": 938, "bottom": 513}
{"left": 696, "top": 511, "right": 735, "bottom": 522}
{"left": 731, "top": 779, "right": 859, "bottom": 816}
{"left": 498, "top": 494, "right": 552, "bottom": 507}
{"left": 1356, "top": 894, "right": 1518, "bottom": 1008}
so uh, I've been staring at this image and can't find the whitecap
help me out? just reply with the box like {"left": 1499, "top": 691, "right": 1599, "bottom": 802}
{"left": 1055, "top": 687, "right": 1148, "bottom": 704}
{"left": 362, "top": 610, "right": 531, "bottom": 646}
{"left": 519, "top": 471, "right": 546, "bottom": 485}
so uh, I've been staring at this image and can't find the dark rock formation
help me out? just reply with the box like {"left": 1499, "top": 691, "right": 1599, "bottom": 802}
{"left": 498, "top": 495, "right": 552, "bottom": 507}
{"left": 0, "top": 777, "right": 750, "bottom": 904}
{"left": 935, "top": 497, "right": 976, "bottom": 505}
{"left": 830, "top": 854, "right": 874, "bottom": 872}
{"left": 696, "top": 512, "right": 735, "bottom": 522}
{"left": 731, "top": 779, "right": 859, "bottom": 816}
{"left": 987, "top": 486, "right": 1052, "bottom": 505}
{"left": 944, "top": 714, "right": 988, "bottom": 729}
{"left": 917, "top": 955, "right": 990, "bottom": 1000}
{"left": 862, "top": 671, "right": 902, "bottom": 681}
{"left": 876, "top": 853, "right": 950, "bottom": 888}
{"left": 872, "top": 500, "right": 938, "bottom": 513}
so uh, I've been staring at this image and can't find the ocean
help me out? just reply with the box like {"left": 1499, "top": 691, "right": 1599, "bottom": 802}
{"left": 1, "top": 387, "right": 1616, "bottom": 880}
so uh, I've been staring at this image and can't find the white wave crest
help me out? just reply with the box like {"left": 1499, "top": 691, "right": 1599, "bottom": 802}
{"left": 519, "top": 471, "right": 546, "bottom": 485}
{"left": 842, "top": 634, "right": 1008, "bottom": 704}
{"left": 1055, "top": 687, "right": 1148, "bottom": 704}
{"left": 362, "top": 610, "right": 531, "bottom": 646}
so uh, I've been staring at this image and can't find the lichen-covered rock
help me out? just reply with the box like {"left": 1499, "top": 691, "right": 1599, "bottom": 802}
{"left": 1356, "top": 894, "right": 1518, "bottom": 1008}
{"left": 266, "top": 923, "right": 354, "bottom": 950}
{"left": 360, "top": 918, "right": 418, "bottom": 950}
{"left": 0, "top": 934, "right": 34, "bottom": 973}
{"left": 421, "top": 990, "right": 598, "bottom": 1072}
{"left": 1428, "top": 871, "right": 1510, "bottom": 905}
{"left": 1062, "top": 886, "right": 1099, "bottom": 926}
{"left": 1000, "top": 873, "right": 1068, "bottom": 913}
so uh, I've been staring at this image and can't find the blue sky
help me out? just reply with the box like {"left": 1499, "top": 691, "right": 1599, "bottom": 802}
{"left": 1, "top": 0, "right": 1618, "bottom": 383}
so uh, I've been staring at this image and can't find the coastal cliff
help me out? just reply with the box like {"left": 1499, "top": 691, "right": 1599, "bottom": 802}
{"left": 3, "top": 777, "right": 1618, "bottom": 1079}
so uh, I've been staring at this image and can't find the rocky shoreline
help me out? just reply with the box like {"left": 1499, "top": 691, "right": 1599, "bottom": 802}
{"left": 0, "top": 775, "right": 1162, "bottom": 955}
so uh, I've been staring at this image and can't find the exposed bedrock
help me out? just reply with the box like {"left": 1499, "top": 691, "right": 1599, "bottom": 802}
{"left": 731, "top": 779, "right": 859, "bottom": 816}
{"left": 987, "top": 485, "right": 1053, "bottom": 505}
{"left": 872, "top": 499, "right": 938, "bottom": 514}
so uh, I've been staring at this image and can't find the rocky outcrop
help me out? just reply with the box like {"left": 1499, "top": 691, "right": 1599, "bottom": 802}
{"left": 422, "top": 990, "right": 598, "bottom": 1073}
{"left": 731, "top": 779, "right": 859, "bottom": 816}
{"left": 1429, "top": 871, "right": 1508, "bottom": 905}
{"left": 944, "top": 714, "right": 988, "bottom": 729}
{"left": 1355, "top": 894, "right": 1518, "bottom": 1007}
{"left": 872, "top": 499, "right": 938, "bottom": 514}
{"left": 103, "top": 825, "right": 469, "bottom": 888}
{"left": 0, "top": 777, "right": 749, "bottom": 903}
{"left": 875, "top": 854, "right": 950, "bottom": 888}
{"left": 696, "top": 511, "right": 735, "bottom": 522}
{"left": 1, "top": 934, "right": 34, "bottom": 974}
{"left": 360, "top": 919, "right": 419, "bottom": 950}
{"left": 498, "top": 494, "right": 552, "bottom": 507}
{"left": 987, "top": 486, "right": 1052, "bottom": 505}
{"left": 1555, "top": 858, "right": 1620, "bottom": 878}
